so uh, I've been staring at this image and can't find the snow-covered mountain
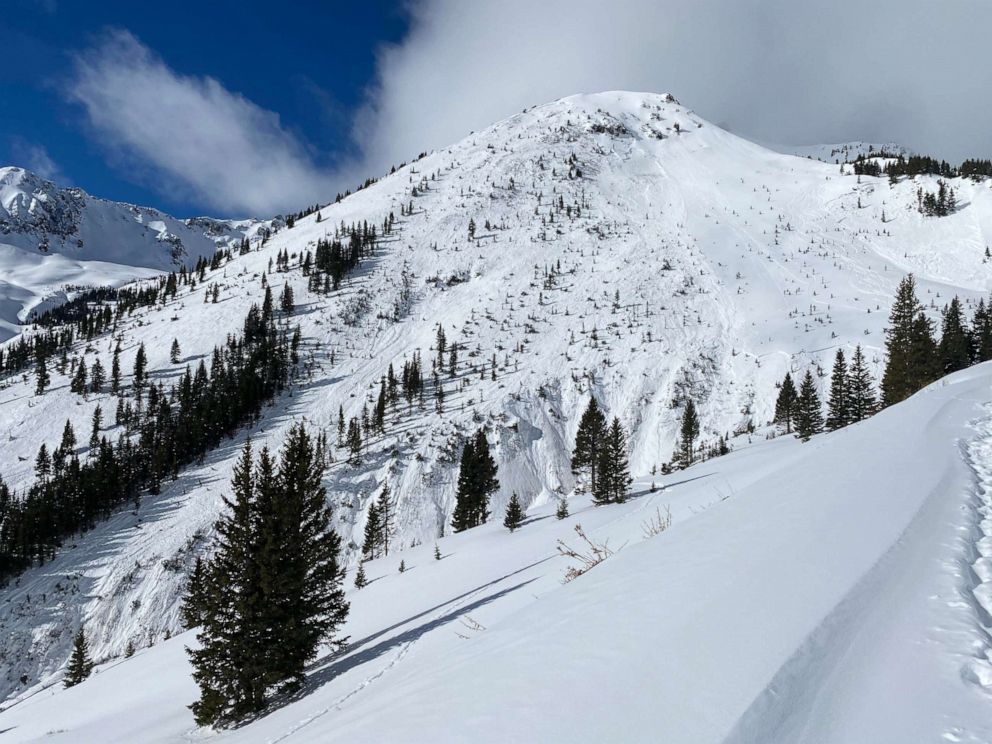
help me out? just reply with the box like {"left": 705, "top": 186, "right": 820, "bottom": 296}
{"left": 1, "top": 91, "right": 991, "bottom": 740}
{"left": 0, "top": 166, "right": 273, "bottom": 340}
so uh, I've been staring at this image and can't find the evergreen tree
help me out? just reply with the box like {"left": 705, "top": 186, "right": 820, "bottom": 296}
{"left": 451, "top": 429, "right": 499, "bottom": 532}
{"left": 503, "top": 492, "right": 524, "bottom": 532}
{"left": 678, "top": 399, "right": 700, "bottom": 467}
{"left": 89, "top": 406, "right": 103, "bottom": 450}
{"left": 187, "top": 440, "right": 266, "bottom": 725}
{"left": 181, "top": 556, "right": 208, "bottom": 629}
{"left": 354, "top": 560, "right": 367, "bottom": 589}
{"left": 63, "top": 627, "right": 94, "bottom": 688}
{"left": 171, "top": 339, "right": 181, "bottom": 364}
{"left": 845, "top": 345, "right": 877, "bottom": 423}
{"left": 773, "top": 372, "right": 798, "bottom": 433}
{"left": 571, "top": 397, "right": 607, "bottom": 492}
{"left": 111, "top": 341, "right": 121, "bottom": 394}
{"left": 972, "top": 297, "right": 992, "bottom": 363}
{"left": 35, "top": 347, "right": 49, "bottom": 395}
{"left": 70, "top": 358, "right": 88, "bottom": 395}
{"left": 376, "top": 485, "right": 392, "bottom": 556}
{"left": 362, "top": 500, "right": 382, "bottom": 559}
{"left": 938, "top": 296, "right": 972, "bottom": 373}
{"left": 434, "top": 544, "right": 442, "bottom": 560}
{"left": 593, "top": 418, "right": 631, "bottom": 504}
{"left": 133, "top": 343, "right": 147, "bottom": 391}
{"left": 794, "top": 371, "right": 823, "bottom": 441}
{"left": 555, "top": 496, "right": 569, "bottom": 520}
{"left": 825, "top": 349, "right": 849, "bottom": 431}
{"left": 89, "top": 357, "right": 105, "bottom": 393}
{"left": 881, "top": 275, "right": 938, "bottom": 406}
{"left": 258, "top": 424, "right": 348, "bottom": 693}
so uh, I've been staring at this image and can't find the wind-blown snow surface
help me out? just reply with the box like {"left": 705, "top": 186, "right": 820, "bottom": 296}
{"left": 0, "top": 166, "right": 269, "bottom": 340}
{"left": 1, "top": 364, "right": 991, "bottom": 743}
{"left": 1, "top": 91, "right": 992, "bottom": 711}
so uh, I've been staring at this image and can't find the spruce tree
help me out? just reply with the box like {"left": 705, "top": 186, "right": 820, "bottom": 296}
{"left": 678, "top": 399, "right": 700, "bottom": 467}
{"left": 571, "top": 397, "right": 607, "bottom": 492}
{"left": 881, "top": 275, "right": 938, "bottom": 406}
{"left": 376, "top": 485, "right": 392, "bottom": 556}
{"left": 794, "top": 371, "right": 823, "bottom": 441}
{"left": 503, "top": 492, "right": 524, "bottom": 532}
{"left": 774, "top": 372, "right": 798, "bottom": 433}
{"left": 362, "top": 500, "right": 382, "bottom": 559}
{"left": 451, "top": 438, "right": 476, "bottom": 533}
{"left": 451, "top": 429, "right": 499, "bottom": 532}
{"left": 593, "top": 417, "right": 631, "bottom": 504}
{"left": 187, "top": 439, "right": 266, "bottom": 725}
{"left": 171, "top": 339, "right": 181, "bottom": 364}
{"left": 845, "top": 345, "right": 876, "bottom": 423}
{"left": 181, "top": 556, "right": 208, "bottom": 629}
{"left": 64, "top": 627, "right": 94, "bottom": 688}
{"left": 825, "top": 349, "right": 849, "bottom": 431}
{"left": 111, "top": 341, "right": 121, "bottom": 394}
{"left": 133, "top": 343, "right": 147, "bottom": 391}
{"left": 972, "top": 297, "right": 992, "bottom": 363}
{"left": 354, "top": 560, "right": 367, "bottom": 589}
{"left": 35, "top": 347, "right": 50, "bottom": 395}
{"left": 555, "top": 496, "right": 569, "bottom": 520}
{"left": 938, "top": 296, "right": 972, "bottom": 373}
{"left": 471, "top": 429, "right": 498, "bottom": 525}
{"left": 260, "top": 424, "right": 348, "bottom": 693}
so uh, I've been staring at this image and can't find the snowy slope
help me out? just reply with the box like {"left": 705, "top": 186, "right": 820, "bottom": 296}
{"left": 1, "top": 91, "right": 992, "bottom": 705}
{"left": 0, "top": 167, "right": 271, "bottom": 340}
{"left": 0, "top": 363, "right": 990, "bottom": 744}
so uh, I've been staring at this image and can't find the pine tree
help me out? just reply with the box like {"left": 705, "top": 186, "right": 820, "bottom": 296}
{"left": 845, "top": 345, "right": 876, "bottom": 423}
{"left": 555, "top": 496, "right": 569, "bottom": 520}
{"left": 376, "top": 486, "right": 392, "bottom": 556}
{"left": 773, "top": 372, "right": 798, "bottom": 433}
{"left": 938, "top": 296, "right": 972, "bottom": 373}
{"left": 89, "top": 357, "right": 105, "bottom": 393}
{"left": 571, "top": 397, "right": 607, "bottom": 492}
{"left": 594, "top": 418, "right": 631, "bottom": 504}
{"left": 825, "top": 349, "right": 849, "bottom": 431}
{"left": 362, "top": 500, "right": 382, "bottom": 559}
{"left": 111, "top": 340, "right": 121, "bottom": 394}
{"left": 89, "top": 406, "right": 103, "bottom": 450}
{"left": 972, "top": 297, "right": 992, "bottom": 363}
{"left": 181, "top": 556, "right": 208, "bottom": 629}
{"left": 503, "top": 492, "right": 524, "bottom": 532}
{"left": 133, "top": 343, "right": 147, "bottom": 391}
{"left": 678, "top": 399, "right": 700, "bottom": 467}
{"left": 187, "top": 439, "right": 266, "bottom": 725}
{"left": 171, "top": 338, "right": 181, "bottom": 364}
{"left": 881, "top": 275, "right": 938, "bottom": 406}
{"left": 70, "top": 358, "right": 88, "bottom": 395}
{"left": 434, "top": 544, "right": 442, "bottom": 560}
{"left": 451, "top": 429, "right": 499, "bottom": 532}
{"left": 259, "top": 424, "right": 348, "bottom": 693}
{"left": 63, "top": 627, "right": 94, "bottom": 688}
{"left": 354, "top": 560, "right": 368, "bottom": 589}
{"left": 794, "top": 371, "right": 823, "bottom": 441}
{"left": 35, "top": 347, "right": 49, "bottom": 395}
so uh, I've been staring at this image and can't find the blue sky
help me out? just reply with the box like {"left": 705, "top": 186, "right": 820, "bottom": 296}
{"left": 4, "top": 0, "right": 990, "bottom": 219}
{"left": 1, "top": 0, "right": 407, "bottom": 215}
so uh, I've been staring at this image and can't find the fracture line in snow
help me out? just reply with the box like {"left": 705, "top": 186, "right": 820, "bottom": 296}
{"left": 965, "top": 405, "right": 992, "bottom": 690}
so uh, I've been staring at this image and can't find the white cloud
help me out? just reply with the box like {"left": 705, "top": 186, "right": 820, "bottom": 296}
{"left": 353, "top": 0, "right": 992, "bottom": 173}
{"left": 10, "top": 138, "right": 66, "bottom": 184}
{"left": 67, "top": 29, "right": 335, "bottom": 216}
